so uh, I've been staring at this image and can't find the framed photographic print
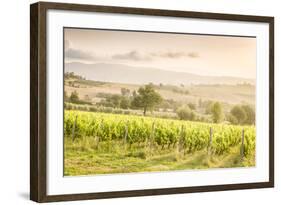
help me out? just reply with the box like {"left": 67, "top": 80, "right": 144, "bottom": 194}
{"left": 30, "top": 1, "right": 274, "bottom": 202}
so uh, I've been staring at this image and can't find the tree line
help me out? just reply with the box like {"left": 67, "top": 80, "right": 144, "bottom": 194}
{"left": 65, "top": 84, "right": 255, "bottom": 125}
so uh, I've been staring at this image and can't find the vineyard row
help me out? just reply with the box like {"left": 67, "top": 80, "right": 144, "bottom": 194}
{"left": 64, "top": 111, "right": 256, "bottom": 157}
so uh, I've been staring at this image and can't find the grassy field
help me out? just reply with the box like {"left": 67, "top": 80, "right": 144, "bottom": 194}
{"left": 64, "top": 111, "right": 255, "bottom": 176}
{"left": 64, "top": 138, "right": 255, "bottom": 176}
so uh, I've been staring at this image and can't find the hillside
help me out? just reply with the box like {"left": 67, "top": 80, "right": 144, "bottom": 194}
{"left": 64, "top": 79, "right": 255, "bottom": 106}
{"left": 65, "top": 62, "right": 255, "bottom": 86}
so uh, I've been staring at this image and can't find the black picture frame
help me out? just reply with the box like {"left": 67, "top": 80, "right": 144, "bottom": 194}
{"left": 30, "top": 1, "right": 274, "bottom": 202}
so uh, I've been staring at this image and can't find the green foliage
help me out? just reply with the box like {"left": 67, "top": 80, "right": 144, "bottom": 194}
{"left": 188, "top": 103, "right": 196, "bottom": 110}
{"left": 69, "top": 91, "right": 79, "bottom": 103}
{"left": 176, "top": 106, "right": 196, "bottom": 121}
{"left": 230, "top": 105, "right": 246, "bottom": 124}
{"left": 241, "top": 105, "right": 255, "bottom": 125}
{"left": 205, "top": 101, "right": 214, "bottom": 114}
{"left": 121, "top": 88, "right": 130, "bottom": 96}
{"left": 158, "top": 99, "right": 181, "bottom": 112}
{"left": 98, "top": 94, "right": 130, "bottom": 109}
{"left": 227, "top": 113, "right": 238, "bottom": 125}
{"left": 211, "top": 102, "right": 224, "bottom": 123}
{"left": 67, "top": 91, "right": 92, "bottom": 105}
{"left": 243, "top": 127, "right": 256, "bottom": 156}
{"left": 131, "top": 84, "right": 163, "bottom": 115}
{"left": 120, "top": 97, "right": 130, "bottom": 109}
{"left": 64, "top": 72, "right": 85, "bottom": 80}
{"left": 64, "top": 137, "right": 255, "bottom": 176}
{"left": 229, "top": 105, "right": 255, "bottom": 125}
{"left": 110, "top": 94, "right": 122, "bottom": 108}
{"left": 64, "top": 110, "right": 255, "bottom": 157}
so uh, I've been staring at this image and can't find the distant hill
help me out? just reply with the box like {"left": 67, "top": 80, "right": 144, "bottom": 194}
{"left": 65, "top": 62, "right": 255, "bottom": 85}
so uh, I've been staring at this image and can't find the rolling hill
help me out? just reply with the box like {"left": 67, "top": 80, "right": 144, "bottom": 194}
{"left": 65, "top": 62, "right": 255, "bottom": 86}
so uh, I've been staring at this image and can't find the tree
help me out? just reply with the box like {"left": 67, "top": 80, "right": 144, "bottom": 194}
{"left": 121, "top": 88, "right": 130, "bottom": 96}
{"left": 109, "top": 94, "right": 122, "bottom": 108}
{"left": 132, "top": 90, "right": 137, "bottom": 97}
{"left": 131, "top": 84, "right": 162, "bottom": 115}
{"left": 230, "top": 105, "right": 246, "bottom": 124}
{"left": 211, "top": 102, "right": 223, "bottom": 123}
{"left": 120, "top": 97, "right": 130, "bottom": 109}
{"left": 229, "top": 105, "right": 255, "bottom": 125}
{"left": 176, "top": 106, "right": 196, "bottom": 121}
{"left": 69, "top": 91, "right": 79, "bottom": 103}
{"left": 188, "top": 102, "right": 196, "bottom": 110}
{"left": 205, "top": 101, "right": 214, "bottom": 114}
{"left": 241, "top": 105, "right": 255, "bottom": 125}
{"left": 227, "top": 113, "right": 238, "bottom": 125}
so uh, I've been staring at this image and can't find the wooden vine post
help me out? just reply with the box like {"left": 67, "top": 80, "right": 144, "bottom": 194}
{"left": 95, "top": 119, "right": 104, "bottom": 149}
{"left": 178, "top": 124, "right": 185, "bottom": 156}
{"left": 240, "top": 128, "right": 245, "bottom": 159}
{"left": 208, "top": 127, "right": 213, "bottom": 155}
{"left": 72, "top": 115, "right": 78, "bottom": 142}
{"left": 124, "top": 121, "right": 128, "bottom": 150}
{"left": 149, "top": 122, "right": 155, "bottom": 155}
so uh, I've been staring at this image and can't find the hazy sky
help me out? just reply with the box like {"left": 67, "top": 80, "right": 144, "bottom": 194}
{"left": 64, "top": 28, "right": 256, "bottom": 79}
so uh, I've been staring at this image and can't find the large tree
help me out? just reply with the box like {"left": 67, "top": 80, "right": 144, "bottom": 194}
{"left": 132, "top": 84, "right": 162, "bottom": 116}
{"left": 230, "top": 105, "right": 246, "bottom": 124}
{"left": 241, "top": 105, "right": 255, "bottom": 125}
{"left": 211, "top": 102, "right": 223, "bottom": 123}
{"left": 229, "top": 105, "right": 255, "bottom": 125}
{"left": 69, "top": 91, "right": 79, "bottom": 103}
{"left": 176, "top": 106, "right": 196, "bottom": 121}
{"left": 121, "top": 88, "right": 130, "bottom": 96}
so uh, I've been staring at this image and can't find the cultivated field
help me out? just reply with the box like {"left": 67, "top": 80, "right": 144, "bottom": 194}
{"left": 64, "top": 110, "right": 255, "bottom": 176}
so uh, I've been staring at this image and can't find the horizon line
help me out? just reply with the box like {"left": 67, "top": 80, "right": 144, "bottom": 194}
{"left": 65, "top": 61, "right": 256, "bottom": 80}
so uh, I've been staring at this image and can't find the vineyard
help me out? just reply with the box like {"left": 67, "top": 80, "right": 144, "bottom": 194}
{"left": 64, "top": 110, "right": 256, "bottom": 176}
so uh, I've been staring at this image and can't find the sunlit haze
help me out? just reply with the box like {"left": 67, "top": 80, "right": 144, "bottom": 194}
{"left": 65, "top": 28, "right": 256, "bottom": 79}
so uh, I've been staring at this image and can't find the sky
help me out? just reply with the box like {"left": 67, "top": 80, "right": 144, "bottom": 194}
{"left": 64, "top": 28, "right": 256, "bottom": 79}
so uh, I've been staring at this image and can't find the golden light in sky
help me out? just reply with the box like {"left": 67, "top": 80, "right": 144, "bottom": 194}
{"left": 64, "top": 28, "right": 256, "bottom": 79}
